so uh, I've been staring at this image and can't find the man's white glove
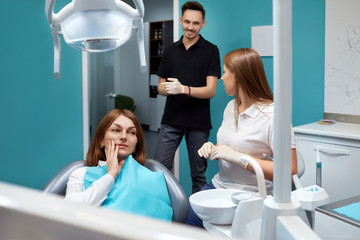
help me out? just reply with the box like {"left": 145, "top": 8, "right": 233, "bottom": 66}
{"left": 209, "top": 145, "right": 250, "bottom": 169}
{"left": 198, "top": 142, "right": 215, "bottom": 159}
{"left": 161, "top": 78, "right": 184, "bottom": 95}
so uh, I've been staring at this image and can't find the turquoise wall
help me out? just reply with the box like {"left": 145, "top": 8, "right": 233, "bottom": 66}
{"left": 178, "top": 0, "right": 325, "bottom": 196}
{"left": 0, "top": 1, "right": 83, "bottom": 189}
{"left": 293, "top": 0, "right": 325, "bottom": 126}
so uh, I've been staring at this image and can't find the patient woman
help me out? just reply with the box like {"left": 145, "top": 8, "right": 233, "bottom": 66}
{"left": 186, "top": 48, "right": 297, "bottom": 226}
{"left": 65, "top": 109, "right": 172, "bottom": 221}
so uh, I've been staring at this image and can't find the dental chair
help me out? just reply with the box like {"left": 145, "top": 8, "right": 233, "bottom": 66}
{"left": 292, "top": 152, "right": 305, "bottom": 190}
{"left": 43, "top": 159, "right": 190, "bottom": 223}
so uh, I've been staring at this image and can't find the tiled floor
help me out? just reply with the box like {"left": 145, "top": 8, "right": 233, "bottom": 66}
{"left": 143, "top": 130, "right": 159, "bottom": 159}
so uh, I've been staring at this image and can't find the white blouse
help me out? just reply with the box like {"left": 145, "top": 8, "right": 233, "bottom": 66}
{"left": 212, "top": 100, "right": 296, "bottom": 193}
{"left": 65, "top": 161, "right": 115, "bottom": 206}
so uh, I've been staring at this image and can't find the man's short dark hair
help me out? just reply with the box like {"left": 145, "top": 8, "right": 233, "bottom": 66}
{"left": 181, "top": 1, "right": 205, "bottom": 19}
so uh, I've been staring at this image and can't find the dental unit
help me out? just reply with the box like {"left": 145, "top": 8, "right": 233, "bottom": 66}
{"left": 190, "top": 0, "right": 324, "bottom": 239}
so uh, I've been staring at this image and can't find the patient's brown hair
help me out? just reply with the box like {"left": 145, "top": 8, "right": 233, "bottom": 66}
{"left": 86, "top": 109, "right": 145, "bottom": 166}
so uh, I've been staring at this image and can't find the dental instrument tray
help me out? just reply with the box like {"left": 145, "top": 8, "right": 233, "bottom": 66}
{"left": 292, "top": 185, "right": 329, "bottom": 211}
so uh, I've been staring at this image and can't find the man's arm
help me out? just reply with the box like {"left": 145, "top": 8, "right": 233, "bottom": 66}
{"left": 188, "top": 76, "right": 217, "bottom": 99}
{"left": 158, "top": 76, "right": 218, "bottom": 99}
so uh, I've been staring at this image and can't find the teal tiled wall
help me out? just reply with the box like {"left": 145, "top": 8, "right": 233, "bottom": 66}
{"left": 0, "top": 1, "right": 83, "bottom": 189}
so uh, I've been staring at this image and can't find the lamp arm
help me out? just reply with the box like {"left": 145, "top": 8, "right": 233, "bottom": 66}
{"left": 132, "top": 0, "right": 145, "bottom": 18}
{"left": 136, "top": 20, "right": 147, "bottom": 73}
{"left": 45, "top": 0, "right": 56, "bottom": 23}
{"left": 242, "top": 156, "right": 267, "bottom": 198}
{"left": 114, "top": 1, "right": 140, "bottom": 19}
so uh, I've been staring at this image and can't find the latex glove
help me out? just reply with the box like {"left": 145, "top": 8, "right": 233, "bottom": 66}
{"left": 105, "top": 140, "right": 125, "bottom": 179}
{"left": 161, "top": 78, "right": 184, "bottom": 95}
{"left": 198, "top": 142, "right": 215, "bottom": 159}
{"left": 209, "top": 145, "right": 250, "bottom": 169}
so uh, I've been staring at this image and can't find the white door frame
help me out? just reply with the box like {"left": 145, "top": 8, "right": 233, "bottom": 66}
{"left": 173, "top": 0, "right": 180, "bottom": 180}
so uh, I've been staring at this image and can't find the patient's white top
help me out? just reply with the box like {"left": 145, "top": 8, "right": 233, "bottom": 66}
{"left": 212, "top": 100, "right": 296, "bottom": 193}
{"left": 65, "top": 161, "right": 114, "bottom": 206}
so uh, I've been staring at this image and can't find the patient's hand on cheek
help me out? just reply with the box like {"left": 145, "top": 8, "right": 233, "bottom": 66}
{"left": 106, "top": 140, "right": 123, "bottom": 179}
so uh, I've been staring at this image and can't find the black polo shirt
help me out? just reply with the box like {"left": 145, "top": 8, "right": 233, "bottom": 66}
{"left": 157, "top": 35, "right": 221, "bottom": 130}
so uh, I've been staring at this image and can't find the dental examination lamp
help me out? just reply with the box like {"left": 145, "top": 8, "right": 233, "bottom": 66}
{"left": 45, "top": 0, "right": 147, "bottom": 79}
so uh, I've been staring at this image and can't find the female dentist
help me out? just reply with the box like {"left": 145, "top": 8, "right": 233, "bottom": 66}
{"left": 186, "top": 48, "right": 297, "bottom": 227}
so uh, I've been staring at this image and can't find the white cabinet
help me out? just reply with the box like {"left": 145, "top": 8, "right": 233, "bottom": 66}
{"left": 294, "top": 122, "right": 360, "bottom": 204}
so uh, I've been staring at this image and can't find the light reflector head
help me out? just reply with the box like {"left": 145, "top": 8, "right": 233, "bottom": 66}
{"left": 61, "top": 10, "right": 133, "bottom": 52}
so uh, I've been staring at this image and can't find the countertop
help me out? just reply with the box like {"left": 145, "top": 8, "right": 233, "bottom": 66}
{"left": 316, "top": 195, "right": 360, "bottom": 228}
{"left": 294, "top": 122, "right": 360, "bottom": 141}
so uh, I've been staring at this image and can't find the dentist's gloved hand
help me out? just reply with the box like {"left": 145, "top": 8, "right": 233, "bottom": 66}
{"left": 209, "top": 145, "right": 250, "bottom": 169}
{"left": 198, "top": 142, "right": 215, "bottom": 159}
{"left": 161, "top": 78, "right": 184, "bottom": 95}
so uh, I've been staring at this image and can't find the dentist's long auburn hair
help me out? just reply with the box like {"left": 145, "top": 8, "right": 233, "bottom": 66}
{"left": 223, "top": 48, "right": 273, "bottom": 127}
{"left": 85, "top": 109, "right": 146, "bottom": 167}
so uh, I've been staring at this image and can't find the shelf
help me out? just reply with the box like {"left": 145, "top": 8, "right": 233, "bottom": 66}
{"left": 149, "top": 20, "right": 173, "bottom": 76}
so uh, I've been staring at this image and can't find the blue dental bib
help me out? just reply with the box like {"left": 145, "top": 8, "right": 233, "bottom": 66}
{"left": 84, "top": 156, "right": 173, "bottom": 221}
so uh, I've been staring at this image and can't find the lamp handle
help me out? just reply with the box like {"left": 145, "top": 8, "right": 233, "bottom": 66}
{"left": 52, "top": 27, "right": 61, "bottom": 79}
{"left": 242, "top": 156, "right": 267, "bottom": 198}
{"left": 45, "top": 0, "right": 61, "bottom": 78}
{"left": 137, "top": 20, "right": 147, "bottom": 73}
